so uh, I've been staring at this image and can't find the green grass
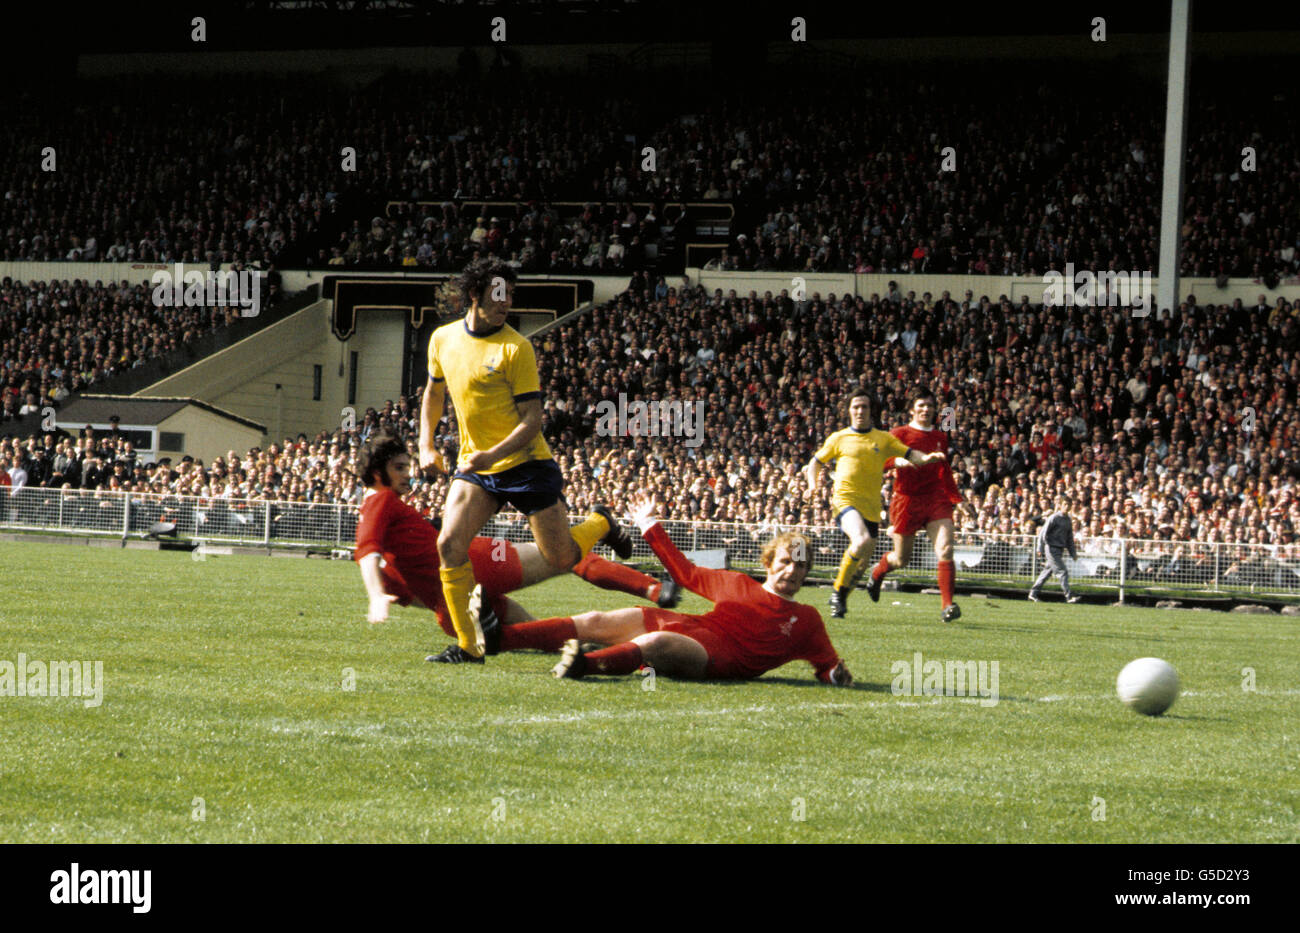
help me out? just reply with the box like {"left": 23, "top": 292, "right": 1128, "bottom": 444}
{"left": 1, "top": 540, "right": 1297, "bottom": 843}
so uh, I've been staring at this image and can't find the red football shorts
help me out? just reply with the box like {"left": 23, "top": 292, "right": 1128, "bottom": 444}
{"left": 380, "top": 538, "right": 523, "bottom": 638}
{"left": 640, "top": 607, "right": 754, "bottom": 680}
{"left": 889, "top": 493, "right": 956, "bottom": 538}
{"left": 467, "top": 536, "right": 524, "bottom": 597}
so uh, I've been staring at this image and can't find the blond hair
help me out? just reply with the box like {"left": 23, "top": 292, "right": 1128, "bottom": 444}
{"left": 761, "top": 531, "right": 811, "bottom": 570}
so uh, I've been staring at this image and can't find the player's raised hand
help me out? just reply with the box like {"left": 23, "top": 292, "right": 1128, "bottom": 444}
{"left": 627, "top": 493, "right": 660, "bottom": 532}
{"left": 368, "top": 592, "right": 398, "bottom": 624}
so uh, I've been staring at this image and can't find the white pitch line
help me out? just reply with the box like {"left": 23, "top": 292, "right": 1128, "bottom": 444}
{"left": 1036, "top": 688, "right": 1300, "bottom": 702}
{"left": 496, "top": 688, "right": 1300, "bottom": 724}
{"left": 486, "top": 701, "right": 864, "bottom": 726}
{"left": 258, "top": 688, "right": 1300, "bottom": 741}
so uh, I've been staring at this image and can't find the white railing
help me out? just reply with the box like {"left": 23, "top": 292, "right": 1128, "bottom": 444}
{"left": 0, "top": 487, "right": 355, "bottom": 549}
{"left": 3, "top": 485, "right": 1298, "bottom": 599}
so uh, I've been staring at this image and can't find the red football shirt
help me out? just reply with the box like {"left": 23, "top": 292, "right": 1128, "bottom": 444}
{"left": 889, "top": 424, "right": 961, "bottom": 503}
{"left": 355, "top": 486, "right": 443, "bottom": 607}
{"left": 644, "top": 523, "right": 840, "bottom": 681}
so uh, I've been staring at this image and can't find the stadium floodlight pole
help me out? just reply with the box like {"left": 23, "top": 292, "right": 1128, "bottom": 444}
{"left": 1156, "top": 0, "right": 1192, "bottom": 318}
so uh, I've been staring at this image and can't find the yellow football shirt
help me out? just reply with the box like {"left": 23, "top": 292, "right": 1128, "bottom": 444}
{"left": 813, "top": 427, "right": 909, "bottom": 521}
{"left": 428, "top": 319, "right": 553, "bottom": 474}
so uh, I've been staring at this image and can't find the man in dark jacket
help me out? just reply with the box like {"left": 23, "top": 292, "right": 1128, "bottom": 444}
{"left": 25, "top": 448, "right": 53, "bottom": 487}
{"left": 81, "top": 456, "right": 107, "bottom": 489}
{"left": 1029, "top": 498, "right": 1081, "bottom": 603}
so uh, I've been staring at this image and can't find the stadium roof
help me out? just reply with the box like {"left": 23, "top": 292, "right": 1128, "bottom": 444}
{"left": 56, "top": 396, "right": 267, "bottom": 433}
{"left": 11, "top": 0, "right": 1300, "bottom": 61}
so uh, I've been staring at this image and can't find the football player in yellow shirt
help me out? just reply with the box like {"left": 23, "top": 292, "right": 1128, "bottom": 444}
{"left": 805, "top": 389, "right": 946, "bottom": 618}
{"left": 419, "top": 258, "right": 632, "bottom": 663}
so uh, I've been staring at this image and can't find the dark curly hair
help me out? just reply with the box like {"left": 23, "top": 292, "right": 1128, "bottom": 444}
{"left": 358, "top": 431, "right": 407, "bottom": 487}
{"left": 436, "top": 257, "right": 518, "bottom": 318}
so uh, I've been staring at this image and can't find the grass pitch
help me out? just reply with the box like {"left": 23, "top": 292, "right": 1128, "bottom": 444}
{"left": 1, "top": 540, "right": 1296, "bottom": 843}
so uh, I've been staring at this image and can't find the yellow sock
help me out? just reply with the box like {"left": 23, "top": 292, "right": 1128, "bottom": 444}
{"left": 440, "top": 561, "right": 484, "bottom": 656}
{"left": 834, "top": 550, "right": 862, "bottom": 590}
{"left": 848, "top": 553, "right": 872, "bottom": 588}
{"left": 569, "top": 513, "right": 610, "bottom": 559}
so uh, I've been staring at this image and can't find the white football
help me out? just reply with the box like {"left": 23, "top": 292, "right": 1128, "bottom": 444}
{"left": 1116, "top": 657, "right": 1180, "bottom": 716}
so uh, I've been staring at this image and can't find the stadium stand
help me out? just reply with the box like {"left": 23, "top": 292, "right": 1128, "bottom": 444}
{"left": 0, "top": 272, "right": 287, "bottom": 411}
{"left": 7, "top": 280, "right": 1300, "bottom": 558}
{"left": 3, "top": 63, "right": 1295, "bottom": 278}
{"left": 3, "top": 56, "right": 1299, "bottom": 569}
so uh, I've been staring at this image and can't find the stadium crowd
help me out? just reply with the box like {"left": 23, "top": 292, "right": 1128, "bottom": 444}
{"left": 4, "top": 76, "right": 332, "bottom": 266}
{"left": 4, "top": 64, "right": 1295, "bottom": 281}
{"left": 3, "top": 58, "right": 1300, "bottom": 564}
{"left": 0, "top": 274, "right": 279, "bottom": 409}
{"left": 3, "top": 73, "right": 644, "bottom": 268}
{"left": 6, "top": 279, "right": 1300, "bottom": 563}
{"left": 686, "top": 66, "right": 1297, "bottom": 283}
{"left": 527, "top": 280, "right": 1300, "bottom": 554}
{"left": 323, "top": 199, "right": 652, "bottom": 273}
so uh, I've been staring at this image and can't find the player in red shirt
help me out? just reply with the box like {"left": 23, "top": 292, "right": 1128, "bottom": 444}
{"left": 868, "top": 391, "right": 965, "bottom": 623}
{"left": 502, "top": 496, "right": 853, "bottom": 685}
{"left": 355, "top": 433, "right": 679, "bottom": 654}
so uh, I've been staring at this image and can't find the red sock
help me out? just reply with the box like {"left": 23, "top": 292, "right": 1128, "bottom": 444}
{"left": 573, "top": 554, "right": 658, "bottom": 600}
{"left": 937, "top": 560, "right": 955, "bottom": 608}
{"left": 871, "top": 555, "right": 892, "bottom": 583}
{"left": 499, "top": 616, "right": 577, "bottom": 652}
{"left": 584, "top": 642, "right": 644, "bottom": 676}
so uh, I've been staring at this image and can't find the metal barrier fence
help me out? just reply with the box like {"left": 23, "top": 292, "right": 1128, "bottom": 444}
{"left": 0, "top": 487, "right": 357, "bottom": 549}
{"left": 480, "top": 516, "right": 1300, "bottom": 600}
{"left": 3, "top": 486, "right": 1299, "bottom": 600}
